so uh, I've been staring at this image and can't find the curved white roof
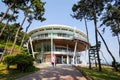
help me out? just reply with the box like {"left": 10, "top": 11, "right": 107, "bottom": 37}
{"left": 31, "top": 24, "right": 74, "bottom": 30}
{"left": 29, "top": 24, "right": 87, "bottom": 38}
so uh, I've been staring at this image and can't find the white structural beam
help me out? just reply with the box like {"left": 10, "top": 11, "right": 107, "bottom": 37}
{"left": 26, "top": 42, "right": 30, "bottom": 55}
{"left": 29, "top": 37, "right": 35, "bottom": 58}
{"left": 67, "top": 44, "right": 69, "bottom": 64}
{"left": 51, "top": 33, "right": 54, "bottom": 62}
{"left": 84, "top": 45, "right": 88, "bottom": 66}
{"left": 76, "top": 55, "right": 78, "bottom": 65}
{"left": 73, "top": 40, "right": 78, "bottom": 65}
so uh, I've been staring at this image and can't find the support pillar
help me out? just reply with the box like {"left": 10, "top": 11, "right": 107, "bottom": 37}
{"left": 73, "top": 40, "right": 78, "bottom": 65}
{"left": 67, "top": 44, "right": 69, "bottom": 64}
{"left": 29, "top": 37, "right": 35, "bottom": 58}
{"left": 62, "top": 56, "right": 63, "bottom": 64}
{"left": 76, "top": 55, "right": 78, "bottom": 65}
{"left": 67, "top": 56, "right": 69, "bottom": 64}
{"left": 26, "top": 42, "right": 30, "bottom": 55}
{"left": 84, "top": 45, "right": 88, "bottom": 66}
{"left": 51, "top": 33, "right": 54, "bottom": 62}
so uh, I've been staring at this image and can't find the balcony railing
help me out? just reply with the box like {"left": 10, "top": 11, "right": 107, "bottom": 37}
{"left": 45, "top": 51, "right": 74, "bottom": 56}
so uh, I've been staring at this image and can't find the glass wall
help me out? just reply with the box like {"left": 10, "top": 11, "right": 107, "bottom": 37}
{"left": 31, "top": 29, "right": 74, "bottom": 40}
{"left": 34, "top": 41, "right": 74, "bottom": 53}
{"left": 34, "top": 41, "right": 51, "bottom": 52}
{"left": 55, "top": 46, "right": 73, "bottom": 52}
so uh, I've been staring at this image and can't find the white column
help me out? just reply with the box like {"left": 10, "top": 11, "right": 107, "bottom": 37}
{"left": 73, "top": 40, "right": 78, "bottom": 65}
{"left": 76, "top": 56, "right": 78, "bottom": 65}
{"left": 26, "top": 41, "right": 30, "bottom": 55}
{"left": 41, "top": 43, "right": 44, "bottom": 62}
{"left": 62, "top": 56, "right": 63, "bottom": 64}
{"left": 67, "top": 55, "right": 69, "bottom": 64}
{"left": 67, "top": 56, "right": 69, "bottom": 64}
{"left": 29, "top": 37, "right": 35, "bottom": 58}
{"left": 67, "top": 45, "right": 69, "bottom": 64}
{"left": 84, "top": 45, "right": 88, "bottom": 66}
{"left": 51, "top": 33, "right": 54, "bottom": 62}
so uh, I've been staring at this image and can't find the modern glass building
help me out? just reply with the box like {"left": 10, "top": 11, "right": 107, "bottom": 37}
{"left": 28, "top": 24, "right": 89, "bottom": 64}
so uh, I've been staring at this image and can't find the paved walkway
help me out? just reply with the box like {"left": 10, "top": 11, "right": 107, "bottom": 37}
{"left": 16, "top": 63, "right": 87, "bottom": 80}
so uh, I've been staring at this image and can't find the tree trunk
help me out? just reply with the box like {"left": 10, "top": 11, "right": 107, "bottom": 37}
{"left": 6, "top": 63, "right": 10, "bottom": 70}
{"left": 19, "top": 21, "right": 32, "bottom": 51}
{"left": 10, "top": 16, "right": 27, "bottom": 54}
{"left": 84, "top": 18, "right": 90, "bottom": 65}
{"left": 93, "top": 7, "right": 102, "bottom": 71}
{"left": 0, "top": 12, "right": 15, "bottom": 37}
{"left": 84, "top": 17, "right": 90, "bottom": 43}
{"left": 0, "top": 3, "right": 14, "bottom": 23}
{"left": 84, "top": 17, "right": 91, "bottom": 69}
{"left": 0, "top": 36, "right": 9, "bottom": 62}
{"left": 97, "top": 30, "right": 118, "bottom": 71}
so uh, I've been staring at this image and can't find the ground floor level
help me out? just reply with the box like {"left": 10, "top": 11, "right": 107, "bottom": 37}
{"left": 45, "top": 54, "right": 81, "bottom": 64}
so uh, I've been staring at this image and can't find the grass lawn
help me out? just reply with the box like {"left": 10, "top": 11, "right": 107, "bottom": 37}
{"left": 77, "top": 66, "right": 120, "bottom": 80}
{"left": 0, "top": 63, "right": 39, "bottom": 80}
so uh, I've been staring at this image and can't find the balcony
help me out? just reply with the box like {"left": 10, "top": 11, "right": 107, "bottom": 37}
{"left": 45, "top": 51, "right": 73, "bottom": 56}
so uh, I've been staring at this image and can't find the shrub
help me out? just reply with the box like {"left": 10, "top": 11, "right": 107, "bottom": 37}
{"left": 15, "top": 53, "right": 34, "bottom": 72}
{"left": 24, "top": 66, "right": 37, "bottom": 72}
{"left": 3, "top": 53, "right": 35, "bottom": 72}
{"left": 3, "top": 54, "right": 16, "bottom": 69}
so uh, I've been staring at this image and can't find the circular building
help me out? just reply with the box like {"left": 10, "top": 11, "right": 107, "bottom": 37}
{"left": 28, "top": 24, "right": 89, "bottom": 64}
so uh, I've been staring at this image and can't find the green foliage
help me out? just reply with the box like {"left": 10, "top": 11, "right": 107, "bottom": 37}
{"left": 77, "top": 66, "right": 120, "bottom": 80}
{"left": 3, "top": 54, "right": 16, "bottom": 65}
{"left": 15, "top": 53, "right": 34, "bottom": 72}
{"left": 0, "top": 12, "right": 18, "bottom": 22}
{"left": 100, "top": 1, "right": 120, "bottom": 58}
{"left": 72, "top": 0, "right": 112, "bottom": 21}
{"left": 2, "top": 0, "right": 30, "bottom": 7}
{"left": 24, "top": 66, "right": 37, "bottom": 72}
{"left": 30, "top": 0, "right": 46, "bottom": 22}
{"left": 112, "top": 61, "right": 120, "bottom": 71}
{"left": 3, "top": 53, "right": 35, "bottom": 72}
{"left": 0, "top": 63, "right": 39, "bottom": 80}
{"left": 0, "top": 22, "right": 29, "bottom": 46}
{"left": 0, "top": 44, "right": 4, "bottom": 52}
{"left": 100, "top": 1, "right": 120, "bottom": 36}
{"left": 35, "top": 53, "right": 42, "bottom": 63}
{"left": 0, "top": 40, "right": 20, "bottom": 50}
{"left": 0, "top": 0, "right": 46, "bottom": 52}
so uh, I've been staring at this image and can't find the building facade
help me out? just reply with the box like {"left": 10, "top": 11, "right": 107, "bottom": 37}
{"left": 28, "top": 24, "right": 89, "bottom": 64}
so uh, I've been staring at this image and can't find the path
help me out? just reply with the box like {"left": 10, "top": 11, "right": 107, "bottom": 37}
{"left": 16, "top": 63, "right": 87, "bottom": 80}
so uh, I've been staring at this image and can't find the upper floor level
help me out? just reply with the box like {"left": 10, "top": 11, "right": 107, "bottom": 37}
{"left": 29, "top": 24, "right": 88, "bottom": 42}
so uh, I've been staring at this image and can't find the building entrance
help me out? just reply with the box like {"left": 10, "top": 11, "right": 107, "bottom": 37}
{"left": 56, "top": 55, "right": 67, "bottom": 64}
{"left": 57, "top": 57, "right": 61, "bottom": 64}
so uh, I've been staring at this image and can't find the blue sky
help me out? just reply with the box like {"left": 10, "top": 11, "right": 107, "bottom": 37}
{"left": 0, "top": 0, "right": 119, "bottom": 63}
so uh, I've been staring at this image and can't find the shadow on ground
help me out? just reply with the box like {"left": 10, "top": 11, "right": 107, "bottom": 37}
{"left": 16, "top": 64, "right": 86, "bottom": 80}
